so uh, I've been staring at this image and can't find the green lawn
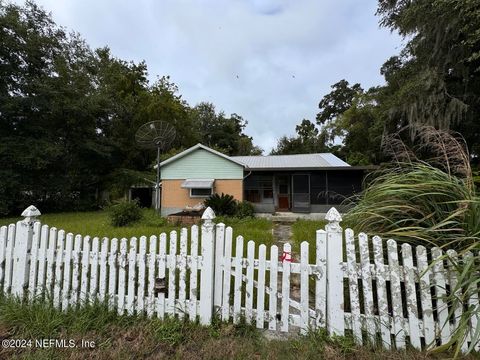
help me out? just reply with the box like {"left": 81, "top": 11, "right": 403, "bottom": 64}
{"left": 291, "top": 219, "right": 327, "bottom": 261}
{"left": 0, "top": 209, "right": 273, "bottom": 246}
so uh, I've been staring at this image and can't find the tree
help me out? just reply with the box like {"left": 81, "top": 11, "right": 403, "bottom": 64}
{"left": 0, "top": 1, "right": 262, "bottom": 215}
{"left": 0, "top": 1, "right": 107, "bottom": 213}
{"left": 271, "top": 119, "right": 329, "bottom": 155}
{"left": 376, "top": 0, "right": 480, "bottom": 158}
{"left": 190, "top": 102, "right": 262, "bottom": 155}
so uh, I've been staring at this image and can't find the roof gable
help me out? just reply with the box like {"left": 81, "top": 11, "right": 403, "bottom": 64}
{"left": 160, "top": 143, "right": 246, "bottom": 168}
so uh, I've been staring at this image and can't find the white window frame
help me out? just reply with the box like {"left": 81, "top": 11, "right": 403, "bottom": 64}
{"left": 189, "top": 187, "right": 213, "bottom": 198}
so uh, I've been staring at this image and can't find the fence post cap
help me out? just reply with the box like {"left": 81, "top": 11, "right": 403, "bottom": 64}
{"left": 201, "top": 207, "right": 216, "bottom": 222}
{"left": 21, "top": 205, "right": 41, "bottom": 221}
{"left": 325, "top": 207, "right": 342, "bottom": 223}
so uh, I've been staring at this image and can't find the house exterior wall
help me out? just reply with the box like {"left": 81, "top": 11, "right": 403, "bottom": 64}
{"left": 161, "top": 149, "right": 244, "bottom": 180}
{"left": 161, "top": 179, "right": 243, "bottom": 216}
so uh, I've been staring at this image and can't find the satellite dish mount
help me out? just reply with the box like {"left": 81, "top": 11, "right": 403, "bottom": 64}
{"left": 135, "top": 121, "right": 176, "bottom": 212}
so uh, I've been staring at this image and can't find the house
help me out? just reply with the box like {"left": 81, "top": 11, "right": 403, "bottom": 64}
{"left": 159, "top": 143, "right": 369, "bottom": 216}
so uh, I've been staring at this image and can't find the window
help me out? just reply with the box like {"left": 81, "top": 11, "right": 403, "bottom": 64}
{"left": 244, "top": 175, "right": 273, "bottom": 203}
{"left": 190, "top": 188, "right": 212, "bottom": 197}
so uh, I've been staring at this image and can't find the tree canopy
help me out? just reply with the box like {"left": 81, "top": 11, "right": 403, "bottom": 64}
{"left": 0, "top": 1, "right": 261, "bottom": 215}
{"left": 273, "top": 0, "right": 480, "bottom": 166}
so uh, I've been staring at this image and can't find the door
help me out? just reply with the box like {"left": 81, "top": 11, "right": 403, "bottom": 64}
{"left": 276, "top": 175, "right": 290, "bottom": 211}
{"left": 292, "top": 174, "right": 310, "bottom": 213}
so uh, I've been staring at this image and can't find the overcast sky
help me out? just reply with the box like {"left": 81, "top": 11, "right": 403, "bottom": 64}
{"left": 17, "top": 0, "right": 402, "bottom": 152}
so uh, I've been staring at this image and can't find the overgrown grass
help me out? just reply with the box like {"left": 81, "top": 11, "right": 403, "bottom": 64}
{"left": 0, "top": 209, "right": 273, "bottom": 245}
{"left": 291, "top": 219, "right": 327, "bottom": 263}
{"left": 216, "top": 215, "right": 274, "bottom": 247}
{"left": 0, "top": 296, "right": 457, "bottom": 359}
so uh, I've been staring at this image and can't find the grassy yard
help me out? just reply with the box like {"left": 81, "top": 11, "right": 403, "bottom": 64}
{"left": 291, "top": 219, "right": 327, "bottom": 262}
{"left": 0, "top": 209, "right": 273, "bottom": 247}
{"left": 0, "top": 296, "right": 463, "bottom": 360}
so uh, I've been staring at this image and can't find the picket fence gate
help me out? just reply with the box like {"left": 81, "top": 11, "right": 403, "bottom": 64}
{"left": 0, "top": 205, "right": 478, "bottom": 352}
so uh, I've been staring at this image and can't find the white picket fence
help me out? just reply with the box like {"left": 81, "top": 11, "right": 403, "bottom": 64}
{"left": 0, "top": 205, "right": 478, "bottom": 352}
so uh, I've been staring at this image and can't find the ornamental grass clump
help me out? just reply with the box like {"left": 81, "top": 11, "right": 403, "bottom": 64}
{"left": 345, "top": 126, "right": 480, "bottom": 249}
{"left": 345, "top": 126, "right": 480, "bottom": 356}
{"left": 345, "top": 162, "right": 480, "bottom": 249}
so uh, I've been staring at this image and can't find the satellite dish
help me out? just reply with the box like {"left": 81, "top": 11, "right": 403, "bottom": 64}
{"left": 135, "top": 121, "right": 176, "bottom": 212}
{"left": 135, "top": 121, "right": 176, "bottom": 149}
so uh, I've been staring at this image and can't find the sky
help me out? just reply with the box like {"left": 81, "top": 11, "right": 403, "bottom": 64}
{"left": 15, "top": 0, "right": 402, "bottom": 152}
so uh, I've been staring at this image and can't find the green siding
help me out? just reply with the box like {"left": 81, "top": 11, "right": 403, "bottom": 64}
{"left": 161, "top": 149, "right": 244, "bottom": 180}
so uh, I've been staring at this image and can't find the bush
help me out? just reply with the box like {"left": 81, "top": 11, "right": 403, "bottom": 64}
{"left": 235, "top": 201, "right": 255, "bottom": 219}
{"left": 109, "top": 200, "right": 143, "bottom": 227}
{"left": 204, "top": 193, "right": 237, "bottom": 216}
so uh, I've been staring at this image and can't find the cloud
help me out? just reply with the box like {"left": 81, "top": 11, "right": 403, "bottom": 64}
{"left": 14, "top": 0, "right": 401, "bottom": 153}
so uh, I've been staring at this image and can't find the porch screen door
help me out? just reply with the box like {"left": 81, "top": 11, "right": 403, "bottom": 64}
{"left": 292, "top": 174, "right": 310, "bottom": 212}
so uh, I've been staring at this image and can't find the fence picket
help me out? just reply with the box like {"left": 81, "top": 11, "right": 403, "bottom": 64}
{"left": 256, "top": 244, "right": 267, "bottom": 329}
{"left": 178, "top": 229, "right": 188, "bottom": 318}
{"left": 464, "top": 252, "right": 480, "bottom": 351}
{"left": 80, "top": 235, "right": 91, "bottom": 305}
{"left": 61, "top": 233, "right": 74, "bottom": 310}
{"left": 326, "top": 218, "right": 344, "bottom": 336}
{"left": 0, "top": 226, "right": 7, "bottom": 288}
{"left": 387, "top": 239, "right": 405, "bottom": 349}
{"left": 268, "top": 244, "right": 278, "bottom": 330}
{"left": 345, "top": 228, "right": 361, "bottom": 342}
{"left": 99, "top": 237, "right": 109, "bottom": 303}
{"left": 89, "top": 237, "right": 100, "bottom": 302}
{"left": 45, "top": 227, "right": 58, "bottom": 297}
{"left": 28, "top": 222, "right": 41, "bottom": 298}
{"left": 401, "top": 243, "right": 421, "bottom": 349}
{"left": 300, "top": 241, "right": 309, "bottom": 334}
{"left": 245, "top": 240, "right": 255, "bottom": 324}
{"left": 281, "top": 243, "right": 292, "bottom": 332}
{"left": 157, "top": 233, "right": 167, "bottom": 319}
{"left": 315, "top": 229, "right": 327, "bottom": 329}
{"left": 189, "top": 226, "right": 199, "bottom": 320}
{"left": 416, "top": 245, "right": 435, "bottom": 348}
{"left": 214, "top": 223, "right": 225, "bottom": 309}
{"left": 432, "top": 247, "right": 451, "bottom": 345}
{"left": 117, "top": 238, "right": 128, "bottom": 315}
{"left": 127, "top": 237, "right": 137, "bottom": 315}
{"left": 147, "top": 235, "right": 157, "bottom": 317}
{"left": 70, "top": 235, "right": 82, "bottom": 306}
{"left": 446, "top": 249, "right": 467, "bottom": 352}
{"left": 222, "top": 227, "right": 233, "bottom": 321}
{"left": 167, "top": 231, "right": 177, "bottom": 315}
{"left": 53, "top": 230, "right": 65, "bottom": 308}
{"left": 4, "top": 224, "right": 15, "bottom": 295}
{"left": 137, "top": 236, "right": 147, "bottom": 314}
{"left": 232, "top": 236, "right": 244, "bottom": 325}
{"left": 108, "top": 238, "right": 119, "bottom": 310}
{"left": 359, "top": 232, "right": 375, "bottom": 344}
{"left": 372, "top": 236, "right": 391, "bottom": 349}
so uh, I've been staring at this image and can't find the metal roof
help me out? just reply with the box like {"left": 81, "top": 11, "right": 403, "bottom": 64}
{"left": 231, "top": 153, "right": 350, "bottom": 170}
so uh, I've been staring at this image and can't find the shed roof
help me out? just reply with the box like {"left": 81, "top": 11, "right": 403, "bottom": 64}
{"left": 231, "top": 153, "right": 350, "bottom": 170}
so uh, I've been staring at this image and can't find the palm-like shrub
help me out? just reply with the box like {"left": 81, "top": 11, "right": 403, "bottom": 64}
{"left": 204, "top": 193, "right": 237, "bottom": 216}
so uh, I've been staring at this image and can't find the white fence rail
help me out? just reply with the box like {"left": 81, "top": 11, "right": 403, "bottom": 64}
{"left": 0, "top": 205, "right": 478, "bottom": 352}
